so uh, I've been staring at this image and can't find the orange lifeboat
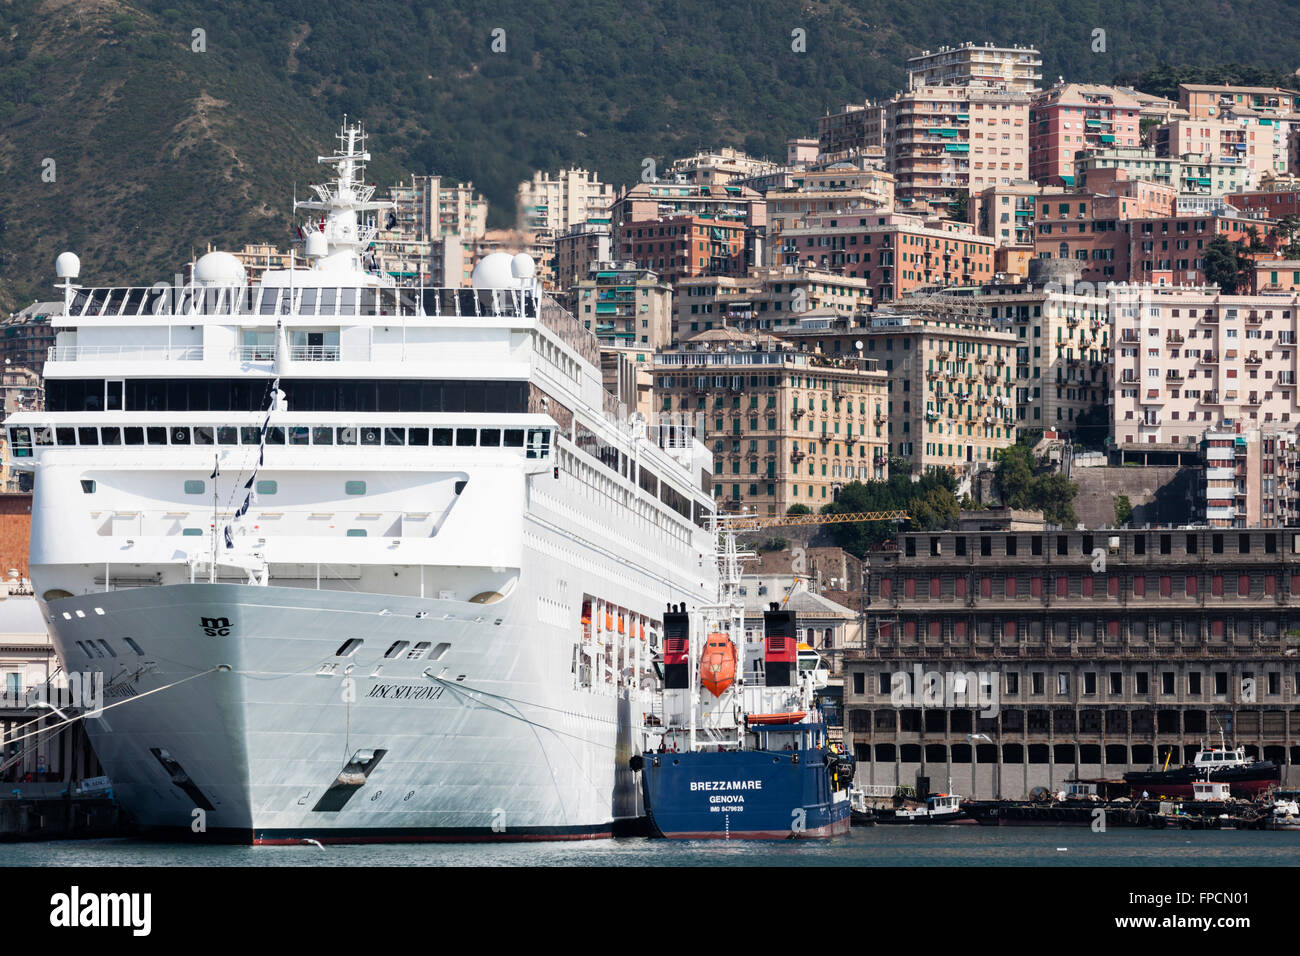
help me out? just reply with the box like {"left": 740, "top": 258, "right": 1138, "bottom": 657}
{"left": 700, "top": 633, "right": 737, "bottom": 697}
{"left": 747, "top": 711, "right": 807, "bottom": 726}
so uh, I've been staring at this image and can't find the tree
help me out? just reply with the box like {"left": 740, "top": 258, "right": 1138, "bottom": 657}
{"left": 1072, "top": 404, "right": 1110, "bottom": 450}
{"left": 994, "top": 444, "right": 1036, "bottom": 509}
{"left": 1204, "top": 235, "right": 1249, "bottom": 293}
{"left": 1113, "top": 494, "right": 1133, "bottom": 527}
{"left": 995, "top": 444, "right": 1078, "bottom": 525}
{"left": 786, "top": 504, "right": 812, "bottom": 516}
{"left": 817, "top": 477, "right": 961, "bottom": 558}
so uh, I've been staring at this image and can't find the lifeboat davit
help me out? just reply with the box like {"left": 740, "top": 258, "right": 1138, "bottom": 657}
{"left": 700, "top": 633, "right": 737, "bottom": 697}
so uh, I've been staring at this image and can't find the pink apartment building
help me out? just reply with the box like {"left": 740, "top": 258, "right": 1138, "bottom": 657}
{"left": 1111, "top": 287, "right": 1300, "bottom": 449}
{"left": 1029, "top": 83, "right": 1141, "bottom": 186}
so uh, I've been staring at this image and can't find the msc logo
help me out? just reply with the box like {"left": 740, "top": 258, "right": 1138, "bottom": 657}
{"left": 200, "top": 616, "right": 232, "bottom": 637}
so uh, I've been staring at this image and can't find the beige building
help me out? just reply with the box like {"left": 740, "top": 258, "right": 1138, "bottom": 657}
{"left": 653, "top": 329, "right": 889, "bottom": 514}
{"left": 1110, "top": 286, "right": 1300, "bottom": 450}
{"left": 386, "top": 174, "right": 487, "bottom": 243}
{"left": 862, "top": 307, "right": 1018, "bottom": 475}
{"left": 973, "top": 181, "right": 1066, "bottom": 247}
{"left": 956, "top": 272, "right": 1111, "bottom": 431}
{"left": 906, "top": 42, "right": 1042, "bottom": 94}
{"left": 885, "top": 83, "right": 1030, "bottom": 212}
{"left": 666, "top": 148, "right": 781, "bottom": 186}
{"left": 515, "top": 168, "right": 614, "bottom": 237}
{"left": 675, "top": 267, "right": 871, "bottom": 342}
{"left": 775, "top": 305, "right": 1019, "bottom": 476}
{"left": 1154, "top": 118, "right": 1283, "bottom": 188}
{"left": 573, "top": 262, "right": 673, "bottom": 351}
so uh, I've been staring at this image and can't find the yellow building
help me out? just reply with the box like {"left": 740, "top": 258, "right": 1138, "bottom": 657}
{"left": 653, "top": 328, "right": 889, "bottom": 515}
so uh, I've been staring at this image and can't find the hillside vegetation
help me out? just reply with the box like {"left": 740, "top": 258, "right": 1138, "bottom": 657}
{"left": 2, "top": 0, "right": 1299, "bottom": 309}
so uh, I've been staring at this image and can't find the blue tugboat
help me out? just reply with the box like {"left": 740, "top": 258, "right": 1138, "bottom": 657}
{"left": 631, "top": 524, "right": 853, "bottom": 839}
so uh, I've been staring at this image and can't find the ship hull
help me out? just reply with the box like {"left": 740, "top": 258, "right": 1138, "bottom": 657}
{"left": 637, "top": 749, "right": 851, "bottom": 839}
{"left": 1123, "top": 763, "right": 1280, "bottom": 799}
{"left": 44, "top": 581, "right": 649, "bottom": 843}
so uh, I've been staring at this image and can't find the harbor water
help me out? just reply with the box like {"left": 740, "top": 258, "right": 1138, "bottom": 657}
{"left": 1, "top": 827, "right": 1294, "bottom": 866}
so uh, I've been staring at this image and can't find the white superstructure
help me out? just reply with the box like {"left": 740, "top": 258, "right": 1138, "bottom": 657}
{"left": 7, "top": 122, "right": 717, "bottom": 842}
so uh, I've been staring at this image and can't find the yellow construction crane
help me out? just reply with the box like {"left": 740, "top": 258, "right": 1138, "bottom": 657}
{"left": 722, "top": 510, "right": 909, "bottom": 532}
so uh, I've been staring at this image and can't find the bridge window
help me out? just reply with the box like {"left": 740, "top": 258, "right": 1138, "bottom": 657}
{"left": 184, "top": 480, "right": 205, "bottom": 495}
{"left": 256, "top": 480, "right": 277, "bottom": 495}
{"left": 345, "top": 481, "right": 366, "bottom": 496}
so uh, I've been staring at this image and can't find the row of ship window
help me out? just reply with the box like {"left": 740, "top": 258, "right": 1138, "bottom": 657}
{"left": 68, "top": 286, "right": 539, "bottom": 319}
{"left": 10, "top": 425, "right": 552, "bottom": 456}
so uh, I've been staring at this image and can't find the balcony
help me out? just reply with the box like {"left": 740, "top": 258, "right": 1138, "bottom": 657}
{"left": 48, "top": 345, "right": 204, "bottom": 362}
{"left": 1247, "top": 352, "right": 1262, "bottom": 364}
{"left": 792, "top": 407, "right": 807, "bottom": 420}
{"left": 1166, "top": 332, "right": 1185, "bottom": 344}
{"left": 1203, "top": 391, "right": 1221, "bottom": 404}
{"left": 1200, "top": 353, "right": 1218, "bottom": 364}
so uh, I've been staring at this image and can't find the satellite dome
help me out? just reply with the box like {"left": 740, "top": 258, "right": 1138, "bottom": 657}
{"left": 510, "top": 253, "right": 536, "bottom": 280}
{"left": 472, "top": 252, "right": 516, "bottom": 290}
{"left": 55, "top": 252, "right": 80, "bottom": 279}
{"left": 193, "top": 251, "right": 246, "bottom": 286}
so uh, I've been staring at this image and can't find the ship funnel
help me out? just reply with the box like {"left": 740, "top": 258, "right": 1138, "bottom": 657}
{"left": 762, "top": 609, "right": 797, "bottom": 687}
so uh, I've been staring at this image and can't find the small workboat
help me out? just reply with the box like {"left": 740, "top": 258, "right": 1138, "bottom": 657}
{"left": 876, "top": 793, "right": 969, "bottom": 825}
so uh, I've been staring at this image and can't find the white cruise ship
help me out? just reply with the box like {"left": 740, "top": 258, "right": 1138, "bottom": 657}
{"left": 5, "top": 123, "right": 717, "bottom": 842}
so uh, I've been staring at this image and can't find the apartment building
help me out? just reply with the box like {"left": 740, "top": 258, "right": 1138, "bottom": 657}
{"left": 1198, "top": 426, "right": 1300, "bottom": 528}
{"left": 777, "top": 306, "right": 1017, "bottom": 476}
{"left": 1110, "top": 286, "right": 1300, "bottom": 449}
{"left": 0, "top": 302, "right": 59, "bottom": 379}
{"left": 386, "top": 174, "right": 487, "bottom": 243}
{"left": 974, "top": 181, "right": 1067, "bottom": 246}
{"left": 515, "top": 168, "right": 614, "bottom": 237}
{"left": 610, "top": 181, "right": 766, "bottom": 235}
{"left": 674, "top": 267, "right": 870, "bottom": 342}
{"left": 905, "top": 42, "right": 1042, "bottom": 94}
{"left": 571, "top": 262, "right": 673, "bottom": 351}
{"left": 818, "top": 101, "right": 886, "bottom": 160}
{"left": 844, "top": 527, "right": 1300, "bottom": 797}
{"left": 1225, "top": 173, "right": 1300, "bottom": 219}
{"left": 954, "top": 266, "right": 1111, "bottom": 430}
{"left": 1255, "top": 259, "right": 1300, "bottom": 293}
{"left": 666, "top": 148, "right": 781, "bottom": 187}
{"left": 884, "top": 83, "right": 1031, "bottom": 212}
{"left": 764, "top": 161, "right": 896, "bottom": 260}
{"left": 1075, "top": 146, "right": 1251, "bottom": 196}
{"left": 553, "top": 219, "right": 613, "bottom": 294}
{"left": 621, "top": 214, "right": 748, "bottom": 288}
{"left": 653, "top": 329, "right": 889, "bottom": 514}
{"left": 780, "top": 211, "right": 997, "bottom": 303}
{"left": 1130, "top": 210, "right": 1275, "bottom": 287}
{"left": 1028, "top": 83, "right": 1142, "bottom": 186}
